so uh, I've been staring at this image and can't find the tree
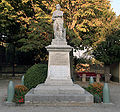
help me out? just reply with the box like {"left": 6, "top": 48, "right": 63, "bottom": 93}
{"left": 92, "top": 31, "right": 120, "bottom": 65}
{"left": 92, "top": 16, "right": 120, "bottom": 78}
{"left": 0, "top": 0, "right": 52, "bottom": 62}
{"left": 0, "top": 0, "right": 116, "bottom": 62}
{"left": 0, "top": 0, "right": 22, "bottom": 42}
{"left": 92, "top": 16, "right": 120, "bottom": 65}
{"left": 39, "top": 0, "right": 116, "bottom": 50}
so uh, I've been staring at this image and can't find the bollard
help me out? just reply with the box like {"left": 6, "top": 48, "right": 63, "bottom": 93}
{"left": 21, "top": 75, "right": 24, "bottom": 85}
{"left": 82, "top": 74, "right": 86, "bottom": 82}
{"left": 89, "top": 76, "right": 94, "bottom": 84}
{"left": 7, "top": 81, "right": 14, "bottom": 103}
{"left": 103, "top": 83, "right": 110, "bottom": 103}
{"left": 96, "top": 74, "right": 100, "bottom": 83}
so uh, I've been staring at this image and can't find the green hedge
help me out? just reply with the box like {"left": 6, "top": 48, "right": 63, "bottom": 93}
{"left": 24, "top": 64, "right": 47, "bottom": 90}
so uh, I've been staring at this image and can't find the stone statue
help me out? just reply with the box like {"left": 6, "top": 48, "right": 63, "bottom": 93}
{"left": 52, "top": 4, "right": 66, "bottom": 40}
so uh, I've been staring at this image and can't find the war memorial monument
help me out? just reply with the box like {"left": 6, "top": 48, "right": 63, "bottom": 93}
{"left": 25, "top": 4, "right": 93, "bottom": 104}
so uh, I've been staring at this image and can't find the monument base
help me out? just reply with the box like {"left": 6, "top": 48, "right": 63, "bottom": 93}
{"left": 25, "top": 39, "right": 93, "bottom": 104}
{"left": 25, "top": 83, "right": 93, "bottom": 104}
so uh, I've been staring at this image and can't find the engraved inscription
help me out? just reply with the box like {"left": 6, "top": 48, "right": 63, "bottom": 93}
{"left": 50, "top": 52, "right": 68, "bottom": 65}
{"left": 49, "top": 66, "right": 68, "bottom": 79}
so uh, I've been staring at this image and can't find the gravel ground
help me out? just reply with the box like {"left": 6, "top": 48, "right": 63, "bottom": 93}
{"left": 0, "top": 79, "right": 120, "bottom": 112}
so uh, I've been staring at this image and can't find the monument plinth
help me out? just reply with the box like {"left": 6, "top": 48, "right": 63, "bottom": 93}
{"left": 45, "top": 40, "right": 73, "bottom": 85}
{"left": 25, "top": 4, "right": 93, "bottom": 104}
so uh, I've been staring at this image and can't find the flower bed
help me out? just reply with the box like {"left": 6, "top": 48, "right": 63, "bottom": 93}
{"left": 84, "top": 82, "right": 103, "bottom": 103}
{"left": 13, "top": 85, "right": 28, "bottom": 104}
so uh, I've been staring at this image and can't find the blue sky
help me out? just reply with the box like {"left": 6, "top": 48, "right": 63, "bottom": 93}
{"left": 110, "top": 0, "right": 120, "bottom": 16}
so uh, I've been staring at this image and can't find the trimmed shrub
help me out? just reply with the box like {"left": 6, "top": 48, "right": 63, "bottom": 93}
{"left": 24, "top": 64, "right": 47, "bottom": 90}
{"left": 14, "top": 85, "right": 28, "bottom": 104}
{"left": 85, "top": 82, "right": 103, "bottom": 103}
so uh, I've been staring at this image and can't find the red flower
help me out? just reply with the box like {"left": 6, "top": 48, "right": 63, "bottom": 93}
{"left": 19, "top": 97, "right": 24, "bottom": 102}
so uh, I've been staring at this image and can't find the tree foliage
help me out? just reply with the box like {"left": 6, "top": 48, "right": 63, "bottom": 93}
{"left": 0, "top": 0, "right": 117, "bottom": 63}
{"left": 92, "top": 16, "right": 120, "bottom": 65}
{"left": 34, "top": 0, "right": 116, "bottom": 50}
{"left": 0, "top": 0, "right": 21, "bottom": 43}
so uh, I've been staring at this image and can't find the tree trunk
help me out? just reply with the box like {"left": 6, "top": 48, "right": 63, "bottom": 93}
{"left": 12, "top": 45, "right": 15, "bottom": 77}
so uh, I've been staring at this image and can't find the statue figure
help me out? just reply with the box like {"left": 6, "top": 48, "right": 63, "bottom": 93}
{"left": 52, "top": 4, "right": 65, "bottom": 40}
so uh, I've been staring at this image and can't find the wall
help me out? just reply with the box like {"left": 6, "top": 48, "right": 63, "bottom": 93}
{"left": 0, "top": 65, "right": 31, "bottom": 77}
{"left": 110, "top": 62, "right": 120, "bottom": 82}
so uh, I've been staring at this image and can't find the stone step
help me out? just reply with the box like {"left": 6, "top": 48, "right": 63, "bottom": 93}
{"left": 25, "top": 102, "right": 93, "bottom": 107}
{"left": 34, "top": 84, "right": 85, "bottom": 95}
{"left": 45, "top": 79, "right": 74, "bottom": 86}
{"left": 25, "top": 84, "right": 93, "bottom": 104}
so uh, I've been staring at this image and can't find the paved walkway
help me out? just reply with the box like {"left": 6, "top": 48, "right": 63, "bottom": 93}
{"left": 0, "top": 79, "right": 120, "bottom": 112}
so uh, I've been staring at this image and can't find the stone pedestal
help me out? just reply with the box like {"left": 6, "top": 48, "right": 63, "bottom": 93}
{"left": 45, "top": 41, "right": 73, "bottom": 85}
{"left": 26, "top": 84, "right": 93, "bottom": 104}
{"left": 25, "top": 38, "right": 93, "bottom": 104}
